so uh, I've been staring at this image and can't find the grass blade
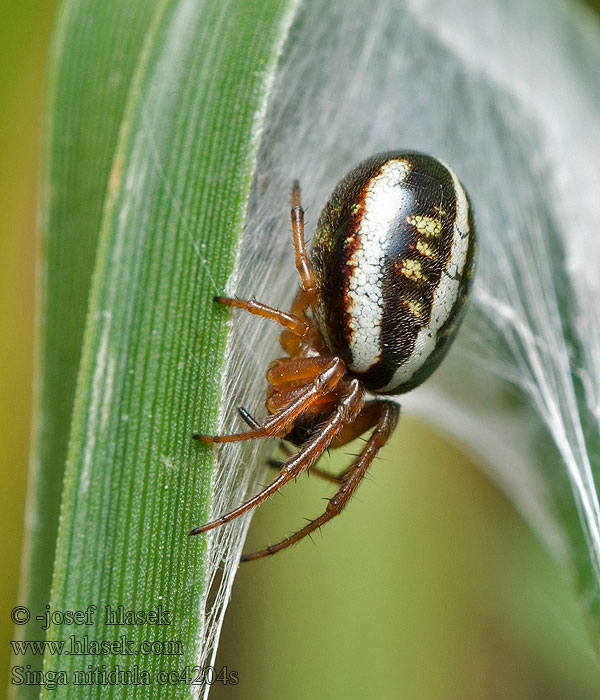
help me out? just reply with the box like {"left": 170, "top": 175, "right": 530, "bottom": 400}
{"left": 31, "top": 0, "right": 299, "bottom": 697}
{"left": 16, "top": 1, "right": 161, "bottom": 691}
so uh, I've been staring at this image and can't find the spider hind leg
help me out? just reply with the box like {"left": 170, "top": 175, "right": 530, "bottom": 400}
{"left": 189, "top": 379, "right": 365, "bottom": 536}
{"left": 240, "top": 401, "right": 399, "bottom": 561}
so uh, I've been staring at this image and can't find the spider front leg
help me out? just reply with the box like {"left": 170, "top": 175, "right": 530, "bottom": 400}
{"left": 189, "top": 379, "right": 365, "bottom": 536}
{"left": 240, "top": 400, "right": 399, "bottom": 561}
{"left": 214, "top": 296, "right": 310, "bottom": 337}
{"left": 193, "top": 356, "right": 345, "bottom": 443}
{"left": 290, "top": 182, "right": 318, "bottom": 317}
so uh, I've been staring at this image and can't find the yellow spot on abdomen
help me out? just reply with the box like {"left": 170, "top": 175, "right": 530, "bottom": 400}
{"left": 403, "top": 298, "right": 424, "bottom": 321}
{"left": 398, "top": 258, "right": 426, "bottom": 282}
{"left": 416, "top": 239, "right": 436, "bottom": 259}
{"left": 407, "top": 214, "right": 442, "bottom": 238}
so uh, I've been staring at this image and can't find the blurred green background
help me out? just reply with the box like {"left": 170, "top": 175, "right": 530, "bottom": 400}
{"left": 1, "top": 0, "right": 57, "bottom": 695}
{"left": 3, "top": 1, "right": 600, "bottom": 698}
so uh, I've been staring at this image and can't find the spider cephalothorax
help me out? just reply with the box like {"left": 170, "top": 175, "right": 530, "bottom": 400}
{"left": 191, "top": 151, "right": 476, "bottom": 561}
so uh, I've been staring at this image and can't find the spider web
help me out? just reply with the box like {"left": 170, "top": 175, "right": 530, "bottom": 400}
{"left": 193, "top": 0, "right": 600, "bottom": 693}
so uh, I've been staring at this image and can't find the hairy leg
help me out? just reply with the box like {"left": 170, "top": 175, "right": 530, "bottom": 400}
{"left": 269, "top": 401, "right": 396, "bottom": 482}
{"left": 193, "top": 357, "right": 345, "bottom": 443}
{"left": 189, "top": 379, "right": 365, "bottom": 535}
{"left": 240, "top": 401, "right": 399, "bottom": 561}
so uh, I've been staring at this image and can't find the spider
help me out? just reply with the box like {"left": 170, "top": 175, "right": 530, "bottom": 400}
{"left": 190, "top": 151, "right": 476, "bottom": 561}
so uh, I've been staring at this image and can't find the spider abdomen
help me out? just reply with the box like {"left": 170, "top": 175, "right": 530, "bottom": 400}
{"left": 311, "top": 151, "right": 476, "bottom": 395}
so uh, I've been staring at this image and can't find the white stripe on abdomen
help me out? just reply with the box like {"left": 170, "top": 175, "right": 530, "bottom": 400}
{"left": 346, "top": 159, "right": 412, "bottom": 372}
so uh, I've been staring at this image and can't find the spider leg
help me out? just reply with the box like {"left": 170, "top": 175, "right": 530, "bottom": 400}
{"left": 291, "top": 182, "right": 317, "bottom": 296}
{"left": 240, "top": 407, "right": 342, "bottom": 485}
{"left": 257, "top": 436, "right": 340, "bottom": 485}
{"left": 240, "top": 401, "right": 399, "bottom": 561}
{"left": 266, "top": 356, "right": 336, "bottom": 387}
{"left": 283, "top": 401, "right": 397, "bottom": 483}
{"left": 193, "top": 357, "right": 344, "bottom": 443}
{"left": 215, "top": 296, "right": 310, "bottom": 337}
{"left": 240, "top": 407, "right": 341, "bottom": 485}
{"left": 265, "top": 356, "right": 347, "bottom": 415}
{"left": 245, "top": 402, "right": 392, "bottom": 485}
{"left": 329, "top": 401, "right": 397, "bottom": 449}
{"left": 267, "top": 457, "right": 342, "bottom": 485}
{"left": 279, "top": 327, "right": 324, "bottom": 358}
{"left": 290, "top": 183, "right": 319, "bottom": 318}
{"left": 189, "top": 379, "right": 364, "bottom": 536}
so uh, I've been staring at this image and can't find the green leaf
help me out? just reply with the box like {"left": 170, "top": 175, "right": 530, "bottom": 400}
{"left": 17, "top": 0, "right": 161, "bottom": 690}
{"left": 25, "top": 0, "right": 298, "bottom": 697}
